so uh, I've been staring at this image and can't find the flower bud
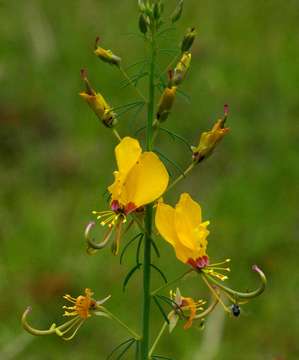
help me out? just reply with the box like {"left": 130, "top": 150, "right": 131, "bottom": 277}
{"left": 171, "top": 0, "right": 184, "bottom": 23}
{"left": 79, "top": 69, "right": 117, "bottom": 128}
{"left": 139, "top": 13, "right": 148, "bottom": 34}
{"left": 153, "top": 1, "right": 163, "bottom": 20}
{"left": 156, "top": 86, "right": 177, "bottom": 122}
{"left": 192, "top": 107, "right": 230, "bottom": 163}
{"left": 94, "top": 37, "right": 121, "bottom": 67}
{"left": 181, "top": 27, "right": 196, "bottom": 53}
{"left": 138, "top": 0, "right": 146, "bottom": 12}
{"left": 171, "top": 52, "right": 191, "bottom": 86}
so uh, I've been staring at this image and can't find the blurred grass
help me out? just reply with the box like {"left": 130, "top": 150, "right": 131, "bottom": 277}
{"left": 0, "top": 0, "right": 298, "bottom": 359}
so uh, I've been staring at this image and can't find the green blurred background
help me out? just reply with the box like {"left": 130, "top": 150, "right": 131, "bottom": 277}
{"left": 1, "top": 0, "right": 298, "bottom": 359}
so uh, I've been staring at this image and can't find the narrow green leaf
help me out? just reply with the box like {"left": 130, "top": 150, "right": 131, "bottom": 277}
{"left": 150, "top": 238, "right": 160, "bottom": 258}
{"left": 153, "top": 296, "right": 170, "bottom": 324}
{"left": 151, "top": 264, "right": 168, "bottom": 284}
{"left": 115, "top": 339, "right": 136, "bottom": 359}
{"left": 120, "top": 233, "right": 143, "bottom": 264}
{"left": 154, "top": 149, "right": 185, "bottom": 177}
{"left": 122, "top": 264, "right": 141, "bottom": 292}
{"left": 159, "top": 127, "right": 192, "bottom": 151}
{"left": 106, "top": 338, "right": 134, "bottom": 359}
{"left": 136, "top": 235, "right": 143, "bottom": 265}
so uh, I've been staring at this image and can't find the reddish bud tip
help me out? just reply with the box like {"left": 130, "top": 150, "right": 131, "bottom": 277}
{"left": 252, "top": 264, "right": 260, "bottom": 272}
{"left": 80, "top": 68, "right": 88, "bottom": 79}
{"left": 168, "top": 69, "right": 173, "bottom": 81}
{"left": 95, "top": 36, "right": 100, "bottom": 49}
{"left": 224, "top": 103, "right": 229, "bottom": 115}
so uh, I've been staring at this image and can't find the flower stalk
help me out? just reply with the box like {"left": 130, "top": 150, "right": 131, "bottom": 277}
{"left": 140, "top": 28, "right": 157, "bottom": 360}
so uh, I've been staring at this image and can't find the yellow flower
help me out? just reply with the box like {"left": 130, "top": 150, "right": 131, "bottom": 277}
{"left": 79, "top": 69, "right": 117, "bottom": 128}
{"left": 168, "top": 288, "right": 205, "bottom": 332}
{"left": 192, "top": 110, "right": 229, "bottom": 163}
{"left": 93, "top": 137, "right": 169, "bottom": 254}
{"left": 155, "top": 193, "right": 230, "bottom": 280}
{"left": 156, "top": 86, "right": 177, "bottom": 122}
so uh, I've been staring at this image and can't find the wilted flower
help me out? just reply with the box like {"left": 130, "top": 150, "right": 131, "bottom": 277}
{"left": 22, "top": 289, "right": 111, "bottom": 341}
{"left": 168, "top": 288, "right": 206, "bottom": 332}
{"left": 156, "top": 85, "right": 177, "bottom": 122}
{"left": 192, "top": 106, "right": 230, "bottom": 163}
{"left": 155, "top": 193, "right": 230, "bottom": 281}
{"left": 79, "top": 69, "right": 117, "bottom": 128}
{"left": 92, "top": 137, "right": 169, "bottom": 254}
{"left": 94, "top": 37, "right": 121, "bottom": 66}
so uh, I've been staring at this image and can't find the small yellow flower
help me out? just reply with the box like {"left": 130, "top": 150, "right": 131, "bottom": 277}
{"left": 156, "top": 85, "right": 177, "bottom": 122}
{"left": 79, "top": 69, "right": 117, "bottom": 128}
{"left": 192, "top": 109, "right": 229, "bottom": 163}
{"left": 93, "top": 137, "right": 169, "bottom": 254}
{"left": 155, "top": 193, "right": 230, "bottom": 280}
{"left": 168, "top": 288, "right": 205, "bottom": 332}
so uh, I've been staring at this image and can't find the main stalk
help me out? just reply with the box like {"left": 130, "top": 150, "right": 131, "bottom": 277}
{"left": 140, "top": 34, "right": 156, "bottom": 360}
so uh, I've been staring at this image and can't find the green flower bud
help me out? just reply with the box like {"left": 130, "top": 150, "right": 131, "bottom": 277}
{"left": 171, "top": 0, "right": 184, "bottom": 23}
{"left": 181, "top": 27, "right": 197, "bottom": 53}
{"left": 139, "top": 13, "right": 148, "bottom": 34}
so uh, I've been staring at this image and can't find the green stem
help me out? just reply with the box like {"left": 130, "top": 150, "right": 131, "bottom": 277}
{"left": 151, "top": 269, "right": 193, "bottom": 296}
{"left": 148, "top": 322, "right": 167, "bottom": 359}
{"left": 104, "top": 308, "right": 141, "bottom": 340}
{"left": 166, "top": 162, "right": 195, "bottom": 193}
{"left": 140, "top": 32, "right": 157, "bottom": 360}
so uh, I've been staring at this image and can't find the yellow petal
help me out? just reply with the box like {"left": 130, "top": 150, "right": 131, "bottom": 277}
{"left": 155, "top": 202, "right": 196, "bottom": 263}
{"left": 175, "top": 193, "right": 209, "bottom": 258}
{"left": 115, "top": 137, "right": 142, "bottom": 177}
{"left": 123, "top": 152, "right": 169, "bottom": 207}
{"left": 155, "top": 202, "right": 178, "bottom": 246}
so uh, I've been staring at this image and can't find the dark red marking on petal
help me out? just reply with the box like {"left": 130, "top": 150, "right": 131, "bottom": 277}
{"left": 124, "top": 202, "right": 137, "bottom": 215}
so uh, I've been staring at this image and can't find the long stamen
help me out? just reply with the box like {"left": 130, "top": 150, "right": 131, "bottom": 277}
{"left": 201, "top": 274, "right": 230, "bottom": 313}
{"left": 208, "top": 259, "right": 231, "bottom": 267}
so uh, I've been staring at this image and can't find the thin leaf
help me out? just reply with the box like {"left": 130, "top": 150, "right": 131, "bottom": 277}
{"left": 154, "top": 149, "right": 185, "bottom": 177}
{"left": 120, "top": 72, "right": 148, "bottom": 88}
{"left": 151, "top": 238, "right": 160, "bottom": 258}
{"left": 177, "top": 88, "right": 191, "bottom": 104}
{"left": 151, "top": 264, "right": 168, "bottom": 284}
{"left": 152, "top": 356, "right": 173, "bottom": 360}
{"left": 135, "top": 340, "right": 140, "bottom": 359}
{"left": 115, "top": 339, "right": 135, "bottom": 360}
{"left": 120, "top": 233, "right": 143, "bottom": 264}
{"left": 125, "top": 59, "right": 147, "bottom": 71}
{"left": 129, "top": 102, "right": 145, "bottom": 131}
{"left": 157, "top": 27, "right": 176, "bottom": 38}
{"left": 134, "top": 126, "right": 146, "bottom": 136}
{"left": 116, "top": 102, "right": 145, "bottom": 120}
{"left": 153, "top": 296, "right": 170, "bottom": 324}
{"left": 136, "top": 235, "right": 143, "bottom": 265}
{"left": 156, "top": 295, "right": 176, "bottom": 309}
{"left": 122, "top": 264, "right": 141, "bottom": 292}
{"left": 112, "top": 101, "right": 144, "bottom": 112}
{"left": 106, "top": 338, "right": 134, "bottom": 359}
{"left": 159, "top": 127, "right": 192, "bottom": 151}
